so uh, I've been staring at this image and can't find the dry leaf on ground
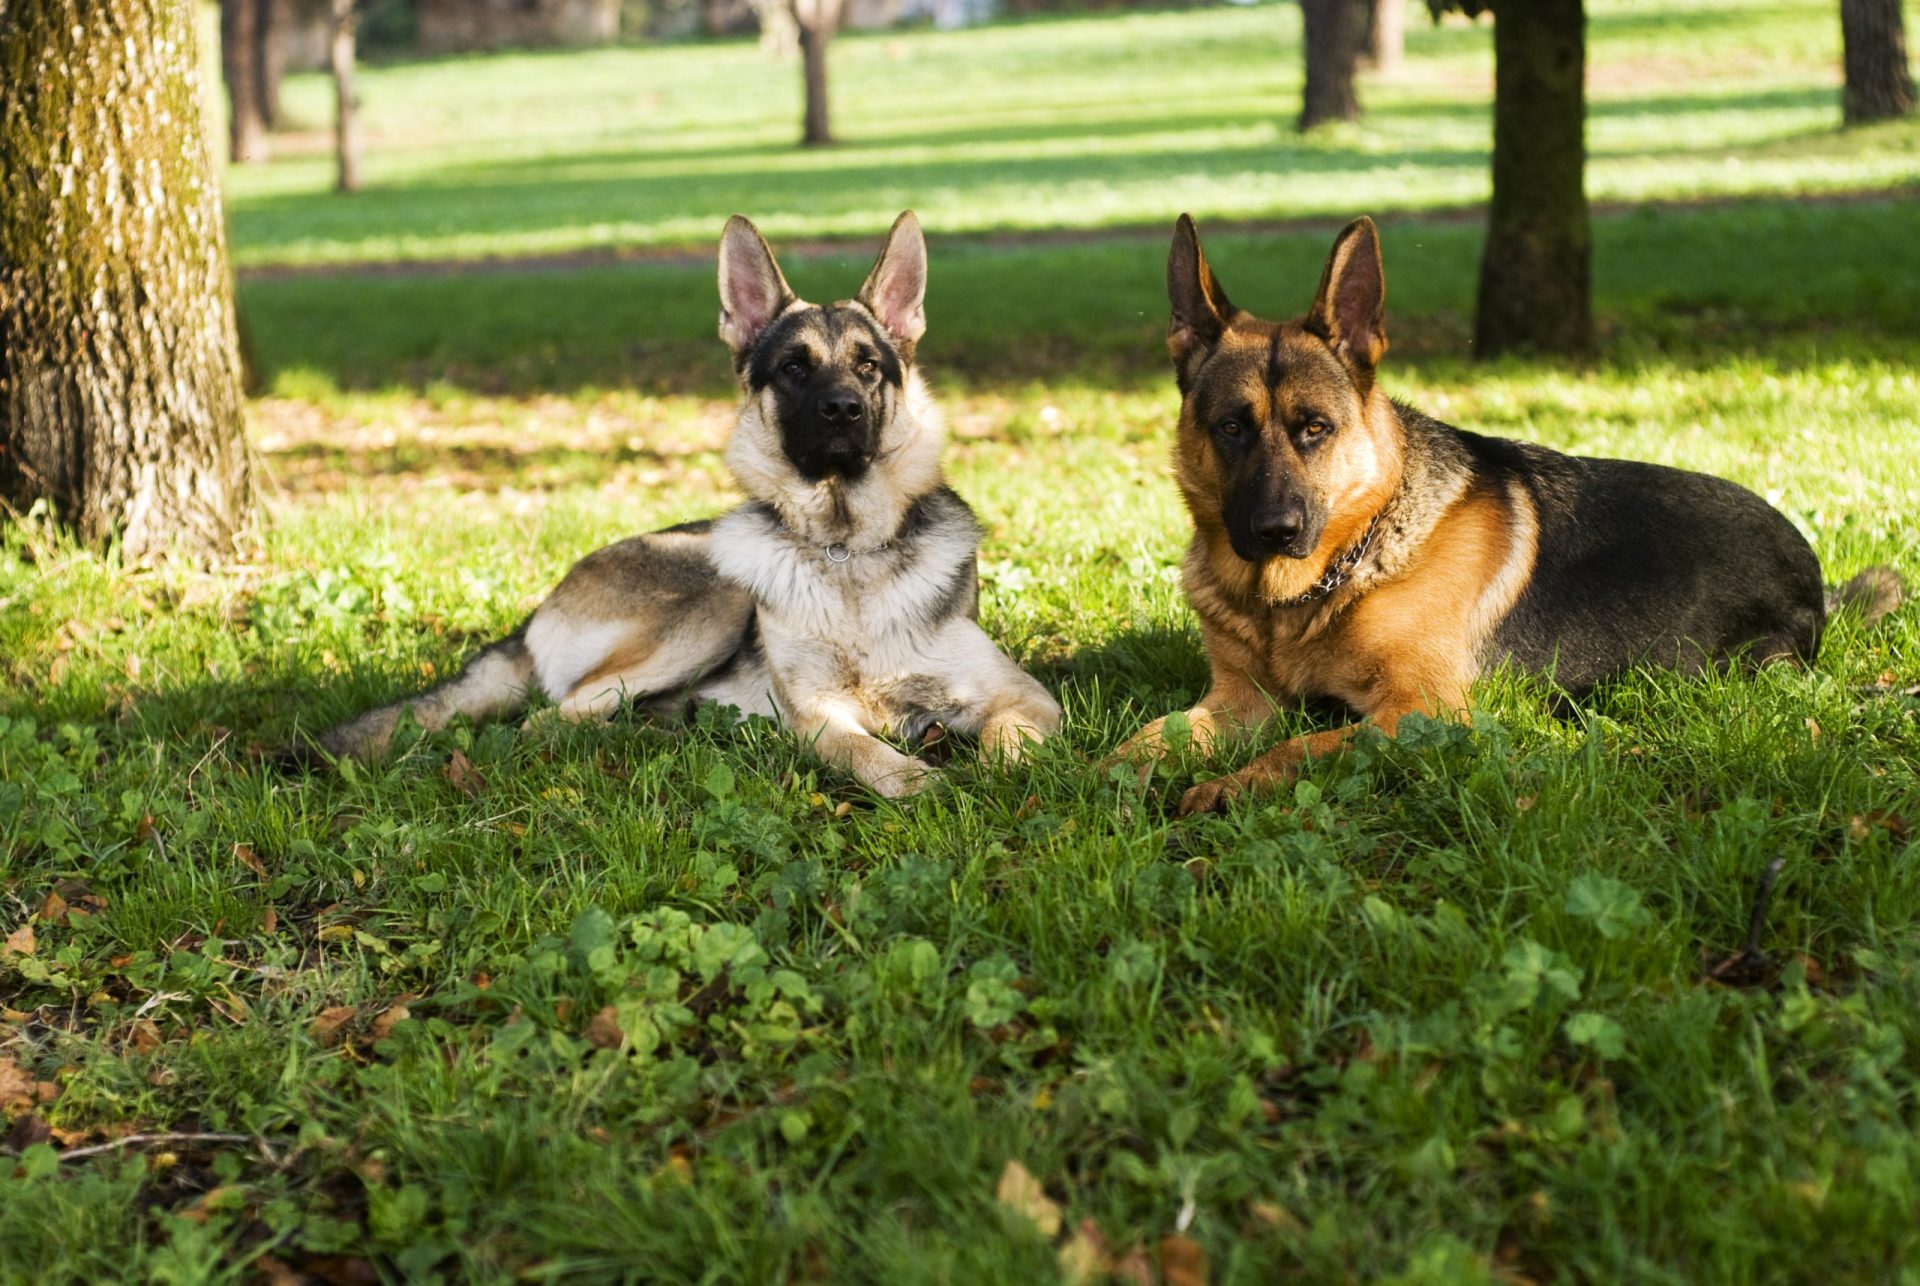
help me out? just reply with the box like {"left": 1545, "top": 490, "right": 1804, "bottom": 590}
{"left": 310, "top": 1006, "right": 357, "bottom": 1046}
{"left": 1057, "top": 1218, "right": 1110, "bottom": 1284}
{"left": 3, "top": 924, "right": 35, "bottom": 958}
{"left": 445, "top": 749, "right": 486, "bottom": 798}
{"left": 234, "top": 843, "right": 268, "bottom": 878}
{"left": 584, "top": 1006, "right": 624, "bottom": 1050}
{"left": 995, "top": 1159, "right": 1063, "bottom": 1238}
{"left": 1159, "top": 1234, "right": 1209, "bottom": 1286}
{"left": 0, "top": 1058, "right": 37, "bottom": 1114}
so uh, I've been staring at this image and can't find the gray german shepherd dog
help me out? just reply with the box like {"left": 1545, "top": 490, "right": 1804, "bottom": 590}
{"left": 312, "top": 213, "right": 1061, "bottom": 796}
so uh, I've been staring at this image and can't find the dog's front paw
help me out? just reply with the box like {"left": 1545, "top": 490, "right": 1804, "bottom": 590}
{"left": 867, "top": 760, "right": 940, "bottom": 799}
{"left": 979, "top": 713, "right": 1050, "bottom": 766}
{"left": 1178, "top": 774, "right": 1244, "bottom": 816}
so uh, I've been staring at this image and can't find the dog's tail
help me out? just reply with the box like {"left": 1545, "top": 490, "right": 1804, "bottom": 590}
{"left": 295, "top": 630, "right": 538, "bottom": 766}
{"left": 1825, "top": 565, "right": 1905, "bottom": 625}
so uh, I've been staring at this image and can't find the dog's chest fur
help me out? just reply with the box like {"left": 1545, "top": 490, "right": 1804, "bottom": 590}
{"left": 708, "top": 487, "right": 981, "bottom": 729}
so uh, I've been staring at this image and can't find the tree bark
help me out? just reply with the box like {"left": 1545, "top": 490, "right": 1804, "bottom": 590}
{"left": 220, "top": 0, "right": 270, "bottom": 162}
{"left": 0, "top": 0, "right": 254, "bottom": 559}
{"left": 255, "top": 0, "right": 285, "bottom": 129}
{"left": 1300, "top": 0, "right": 1364, "bottom": 129}
{"left": 1362, "top": 0, "right": 1404, "bottom": 75}
{"left": 1474, "top": 0, "right": 1591, "bottom": 358}
{"left": 793, "top": 0, "right": 840, "bottom": 147}
{"left": 330, "top": 0, "right": 362, "bottom": 192}
{"left": 1840, "top": 0, "right": 1916, "bottom": 124}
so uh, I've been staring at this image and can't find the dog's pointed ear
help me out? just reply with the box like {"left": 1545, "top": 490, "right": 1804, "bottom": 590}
{"left": 1305, "top": 216, "right": 1388, "bottom": 378}
{"left": 718, "top": 215, "right": 796, "bottom": 358}
{"left": 857, "top": 211, "right": 928, "bottom": 356}
{"left": 1168, "top": 214, "right": 1233, "bottom": 389}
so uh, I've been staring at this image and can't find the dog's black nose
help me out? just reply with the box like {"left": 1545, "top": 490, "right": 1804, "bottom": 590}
{"left": 818, "top": 390, "right": 864, "bottom": 426}
{"left": 1253, "top": 501, "right": 1307, "bottom": 551}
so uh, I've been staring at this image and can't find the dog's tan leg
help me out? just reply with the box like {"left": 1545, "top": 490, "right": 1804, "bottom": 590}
{"left": 548, "top": 636, "right": 670, "bottom": 723}
{"left": 1116, "top": 667, "right": 1276, "bottom": 769}
{"left": 1177, "top": 693, "right": 1456, "bottom": 816}
{"left": 797, "top": 699, "right": 936, "bottom": 799}
{"left": 977, "top": 686, "right": 1063, "bottom": 765}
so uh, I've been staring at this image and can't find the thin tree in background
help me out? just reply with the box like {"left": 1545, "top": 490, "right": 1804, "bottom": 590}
{"left": 256, "top": 0, "right": 285, "bottom": 128}
{"left": 1430, "top": 0, "right": 1590, "bottom": 358}
{"left": 1363, "top": 0, "right": 1405, "bottom": 75}
{"left": 792, "top": 0, "right": 842, "bottom": 146}
{"left": 330, "top": 0, "right": 363, "bottom": 191}
{"left": 1299, "top": 0, "right": 1365, "bottom": 129}
{"left": 1, "top": 0, "right": 255, "bottom": 559}
{"left": 221, "top": 0, "right": 270, "bottom": 161}
{"left": 1840, "top": 0, "right": 1915, "bottom": 123}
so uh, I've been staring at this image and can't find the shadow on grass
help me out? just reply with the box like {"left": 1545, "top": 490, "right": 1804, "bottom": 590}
{"left": 239, "top": 195, "right": 1920, "bottom": 400}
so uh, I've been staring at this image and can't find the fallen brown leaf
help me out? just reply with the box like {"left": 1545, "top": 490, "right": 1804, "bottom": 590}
{"left": 584, "top": 1005, "right": 624, "bottom": 1050}
{"left": 0, "top": 1057, "right": 35, "bottom": 1113}
{"left": 1248, "top": 1199, "right": 1307, "bottom": 1238}
{"left": 234, "top": 843, "right": 268, "bottom": 878}
{"left": 1159, "top": 1235, "right": 1209, "bottom": 1286}
{"left": 4, "top": 1113, "right": 50, "bottom": 1150}
{"left": 1110, "top": 1245, "right": 1155, "bottom": 1286}
{"left": 445, "top": 749, "right": 486, "bottom": 798}
{"left": 3, "top": 924, "right": 35, "bottom": 958}
{"left": 310, "top": 1006, "right": 357, "bottom": 1046}
{"left": 370, "top": 1004, "right": 412, "bottom": 1041}
{"left": 1058, "top": 1218, "right": 1110, "bottom": 1284}
{"left": 1864, "top": 810, "right": 1911, "bottom": 841}
{"left": 254, "top": 1255, "right": 305, "bottom": 1286}
{"left": 37, "top": 891, "right": 69, "bottom": 924}
{"left": 995, "top": 1159, "right": 1062, "bottom": 1238}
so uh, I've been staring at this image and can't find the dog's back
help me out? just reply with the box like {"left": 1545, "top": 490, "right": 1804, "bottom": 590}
{"left": 1425, "top": 415, "right": 1831, "bottom": 693}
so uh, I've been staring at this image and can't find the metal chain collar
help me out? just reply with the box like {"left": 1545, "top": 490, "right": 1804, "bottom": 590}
{"left": 1268, "top": 508, "right": 1387, "bottom": 607}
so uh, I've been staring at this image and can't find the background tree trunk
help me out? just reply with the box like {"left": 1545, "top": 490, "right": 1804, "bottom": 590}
{"left": 220, "top": 0, "right": 270, "bottom": 162}
{"left": 1, "top": 0, "right": 254, "bottom": 559}
{"left": 1362, "top": 0, "right": 1404, "bottom": 74}
{"left": 1474, "top": 0, "right": 1590, "bottom": 358}
{"left": 330, "top": 0, "right": 362, "bottom": 191}
{"left": 255, "top": 0, "right": 285, "bottom": 129}
{"left": 1300, "top": 0, "right": 1364, "bottom": 129}
{"left": 792, "top": 0, "right": 840, "bottom": 146}
{"left": 1840, "top": 0, "right": 1915, "bottom": 123}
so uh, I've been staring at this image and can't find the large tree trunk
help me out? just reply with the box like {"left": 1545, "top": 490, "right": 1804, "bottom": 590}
{"left": 1474, "top": 0, "right": 1591, "bottom": 358}
{"left": 256, "top": 0, "right": 285, "bottom": 129}
{"left": 1299, "top": 0, "right": 1364, "bottom": 129}
{"left": 330, "top": 0, "right": 362, "bottom": 192}
{"left": 793, "top": 0, "right": 840, "bottom": 147}
{"left": 1362, "top": 0, "right": 1404, "bottom": 75}
{"left": 0, "top": 0, "right": 254, "bottom": 559}
{"left": 220, "top": 0, "right": 270, "bottom": 162}
{"left": 1840, "top": 0, "right": 1916, "bottom": 123}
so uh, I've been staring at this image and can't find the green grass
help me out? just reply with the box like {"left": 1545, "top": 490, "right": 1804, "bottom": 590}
{"left": 6, "top": 2, "right": 1920, "bottom": 1280}
{"left": 225, "top": 0, "right": 1920, "bottom": 268}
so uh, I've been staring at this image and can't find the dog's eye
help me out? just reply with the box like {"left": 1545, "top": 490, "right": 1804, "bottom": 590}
{"left": 1301, "top": 418, "right": 1333, "bottom": 438}
{"left": 781, "top": 358, "right": 809, "bottom": 379}
{"left": 856, "top": 358, "right": 879, "bottom": 376}
{"left": 1216, "top": 419, "right": 1245, "bottom": 438}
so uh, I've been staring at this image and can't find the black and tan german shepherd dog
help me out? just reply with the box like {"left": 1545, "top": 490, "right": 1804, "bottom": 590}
{"left": 311, "top": 213, "right": 1060, "bottom": 797}
{"left": 1121, "top": 215, "right": 1902, "bottom": 815}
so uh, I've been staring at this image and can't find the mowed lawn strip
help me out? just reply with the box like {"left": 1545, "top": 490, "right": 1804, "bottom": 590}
{"left": 224, "top": 0, "right": 1920, "bottom": 268}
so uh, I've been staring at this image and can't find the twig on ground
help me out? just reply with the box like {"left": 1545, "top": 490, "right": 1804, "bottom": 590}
{"left": 1706, "top": 854, "right": 1788, "bottom": 985}
{"left": 1744, "top": 854, "right": 1788, "bottom": 958}
{"left": 1, "top": 1131, "right": 265, "bottom": 1162}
